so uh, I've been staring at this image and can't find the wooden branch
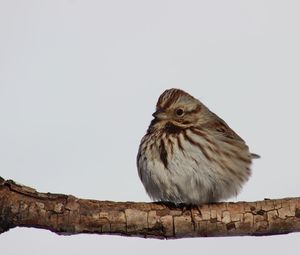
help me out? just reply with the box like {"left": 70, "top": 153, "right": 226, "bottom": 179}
{"left": 1, "top": 176, "right": 300, "bottom": 239}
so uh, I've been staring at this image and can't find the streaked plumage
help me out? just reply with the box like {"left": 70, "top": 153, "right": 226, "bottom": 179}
{"left": 137, "top": 88, "right": 258, "bottom": 205}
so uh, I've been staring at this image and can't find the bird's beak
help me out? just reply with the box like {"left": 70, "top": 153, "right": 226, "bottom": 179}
{"left": 152, "top": 109, "right": 167, "bottom": 120}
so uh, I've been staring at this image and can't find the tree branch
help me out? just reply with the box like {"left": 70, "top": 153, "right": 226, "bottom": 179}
{"left": 0, "top": 176, "right": 300, "bottom": 239}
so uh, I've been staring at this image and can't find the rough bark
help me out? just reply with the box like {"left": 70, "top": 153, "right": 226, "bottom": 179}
{"left": 0, "top": 176, "right": 300, "bottom": 239}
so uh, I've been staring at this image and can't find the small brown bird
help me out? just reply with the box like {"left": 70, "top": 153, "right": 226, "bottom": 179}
{"left": 137, "top": 88, "right": 259, "bottom": 205}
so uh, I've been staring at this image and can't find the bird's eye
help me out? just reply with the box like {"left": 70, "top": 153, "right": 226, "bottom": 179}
{"left": 175, "top": 108, "right": 184, "bottom": 117}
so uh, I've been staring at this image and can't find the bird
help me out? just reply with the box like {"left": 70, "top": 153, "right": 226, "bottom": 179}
{"left": 137, "top": 88, "right": 259, "bottom": 205}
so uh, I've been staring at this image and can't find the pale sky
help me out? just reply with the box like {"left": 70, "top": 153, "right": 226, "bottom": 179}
{"left": 1, "top": 1, "right": 300, "bottom": 254}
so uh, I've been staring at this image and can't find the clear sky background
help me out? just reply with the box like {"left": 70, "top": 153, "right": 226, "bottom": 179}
{"left": 1, "top": 1, "right": 300, "bottom": 254}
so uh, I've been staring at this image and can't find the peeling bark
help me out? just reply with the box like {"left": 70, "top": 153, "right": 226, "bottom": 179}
{"left": 1, "top": 176, "right": 300, "bottom": 239}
